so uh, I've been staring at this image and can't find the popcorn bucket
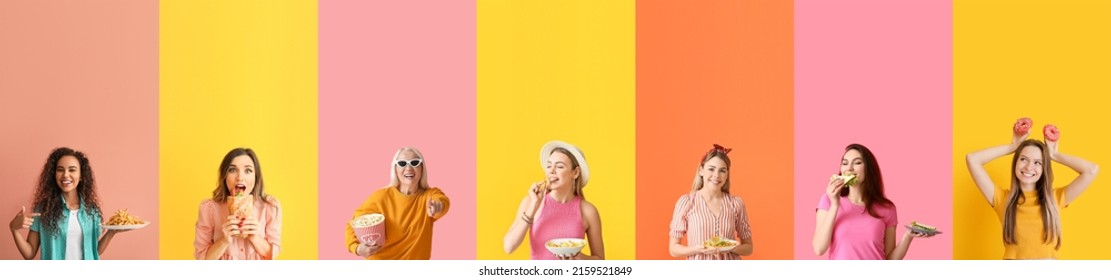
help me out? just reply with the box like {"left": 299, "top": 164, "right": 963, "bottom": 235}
{"left": 351, "top": 214, "right": 385, "bottom": 245}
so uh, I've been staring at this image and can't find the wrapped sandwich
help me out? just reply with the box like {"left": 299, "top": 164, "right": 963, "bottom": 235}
{"left": 228, "top": 189, "right": 255, "bottom": 238}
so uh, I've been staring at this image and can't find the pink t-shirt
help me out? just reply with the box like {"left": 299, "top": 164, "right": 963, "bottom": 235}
{"left": 816, "top": 195, "right": 897, "bottom": 260}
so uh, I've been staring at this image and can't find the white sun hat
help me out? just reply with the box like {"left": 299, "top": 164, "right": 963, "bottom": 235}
{"left": 539, "top": 140, "right": 589, "bottom": 189}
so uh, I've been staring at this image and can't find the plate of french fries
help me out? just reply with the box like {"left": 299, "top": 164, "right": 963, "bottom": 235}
{"left": 103, "top": 209, "right": 148, "bottom": 230}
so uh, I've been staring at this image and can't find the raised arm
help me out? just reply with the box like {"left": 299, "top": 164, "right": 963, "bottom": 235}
{"left": 812, "top": 178, "right": 846, "bottom": 256}
{"left": 426, "top": 188, "right": 451, "bottom": 221}
{"left": 194, "top": 200, "right": 231, "bottom": 260}
{"left": 245, "top": 197, "right": 281, "bottom": 260}
{"left": 1048, "top": 139, "right": 1100, "bottom": 206}
{"left": 503, "top": 195, "right": 534, "bottom": 254}
{"left": 503, "top": 182, "right": 545, "bottom": 254}
{"left": 965, "top": 130, "right": 1026, "bottom": 207}
{"left": 9, "top": 206, "right": 41, "bottom": 260}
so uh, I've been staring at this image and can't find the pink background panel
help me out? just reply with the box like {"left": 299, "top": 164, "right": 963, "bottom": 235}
{"left": 318, "top": 0, "right": 477, "bottom": 260}
{"left": 792, "top": 0, "right": 952, "bottom": 260}
{"left": 0, "top": 0, "right": 158, "bottom": 260}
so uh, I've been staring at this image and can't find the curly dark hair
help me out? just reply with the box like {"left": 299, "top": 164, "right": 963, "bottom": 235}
{"left": 31, "top": 147, "right": 102, "bottom": 235}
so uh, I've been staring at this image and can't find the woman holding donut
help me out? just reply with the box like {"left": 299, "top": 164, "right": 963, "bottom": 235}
{"left": 965, "top": 118, "right": 1098, "bottom": 259}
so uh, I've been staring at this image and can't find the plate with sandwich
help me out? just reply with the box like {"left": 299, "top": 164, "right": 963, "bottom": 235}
{"left": 905, "top": 221, "right": 941, "bottom": 236}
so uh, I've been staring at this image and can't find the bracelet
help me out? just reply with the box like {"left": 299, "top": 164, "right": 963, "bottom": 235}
{"left": 521, "top": 212, "right": 534, "bottom": 224}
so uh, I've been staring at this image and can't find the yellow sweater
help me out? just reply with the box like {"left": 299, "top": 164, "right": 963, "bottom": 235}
{"left": 993, "top": 185, "right": 1066, "bottom": 259}
{"left": 345, "top": 186, "right": 450, "bottom": 260}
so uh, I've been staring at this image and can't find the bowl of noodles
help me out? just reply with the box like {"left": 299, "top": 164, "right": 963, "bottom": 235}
{"left": 545, "top": 238, "right": 587, "bottom": 258}
{"left": 351, "top": 214, "right": 385, "bottom": 245}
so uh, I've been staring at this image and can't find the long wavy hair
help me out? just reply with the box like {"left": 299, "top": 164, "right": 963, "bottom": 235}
{"left": 691, "top": 144, "right": 732, "bottom": 194}
{"left": 838, "top": 144, "right": 894, "bottom": 218}
{"left": 31, "top": 147, "right": 103, "bottom": 235}
{"left": 1003, "top": 139, "right": 1062, "bottom": 249}
{"left": 210, "top": 148, "right": 275, "bottom": 206}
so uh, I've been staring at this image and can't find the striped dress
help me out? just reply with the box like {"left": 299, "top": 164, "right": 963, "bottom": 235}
{"left": 530, "top": 195, "right": 586, "bottom": 260}
{"left": 669, "top": 193, "right": 752, "bottom": 260}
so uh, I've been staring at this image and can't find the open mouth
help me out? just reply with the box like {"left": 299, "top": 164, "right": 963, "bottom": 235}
{"left": 235, "top": 184, "right": 246, "bottom": 194}
{"left": 1021, "top": 171, "right": 1037, "bottom": 178}
{"left": 62, "top": 179, "right": 73, "bottom": 186}
{"left": 403, "top": 173, "right": 415, "bottom": 179}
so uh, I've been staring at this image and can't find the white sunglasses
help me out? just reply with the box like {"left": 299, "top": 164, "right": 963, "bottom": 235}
{"left": 395, "top": 159, "right": 423, "bottom": 168}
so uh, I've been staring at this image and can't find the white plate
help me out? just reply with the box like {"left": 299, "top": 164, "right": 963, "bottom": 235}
{"left": 704, "top": 238, "right": 738, "bottom": 253}
{"left": 103, "top": 222, "right": 149, "bottom": 230}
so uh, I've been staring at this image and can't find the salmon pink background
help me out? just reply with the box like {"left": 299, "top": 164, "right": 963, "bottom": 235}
{"left": 0, "top": 0, "right": 159, "bottom": 260}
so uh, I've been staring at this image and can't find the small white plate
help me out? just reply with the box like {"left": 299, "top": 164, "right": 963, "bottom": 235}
{"left": 705, "top": 238, "right": 738, "bottom": 252}
{"left": 103, "top": 222, "right": 149, "bottom": 231}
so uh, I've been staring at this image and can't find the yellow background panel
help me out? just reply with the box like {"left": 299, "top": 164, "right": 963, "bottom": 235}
{"left": 159, "top": 0, "right": 319, "bottom": 260}
{"left": 953, "top": 0, "right": 1111, "bottom": 259}
{"left": 476, "top": 0, "right": 637, "bottom": 260}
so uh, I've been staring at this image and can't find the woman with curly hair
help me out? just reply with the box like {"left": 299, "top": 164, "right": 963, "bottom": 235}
{"left": 9, "top": 147, "right": 132, "bottom": 260}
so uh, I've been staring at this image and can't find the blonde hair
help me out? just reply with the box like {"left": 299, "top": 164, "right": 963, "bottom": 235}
{"left": 1003, "top": 139, "right": 1062, "bottom": 249}
{"left": 388, "top": 147, "right": 430, "bottom": 189}
{"left": 691, "top": 145, "right": 732, "bottom": 194}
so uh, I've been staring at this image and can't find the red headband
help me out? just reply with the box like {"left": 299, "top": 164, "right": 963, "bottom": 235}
{"left": 708, "top": 144, "right": 732, "bottom": 156}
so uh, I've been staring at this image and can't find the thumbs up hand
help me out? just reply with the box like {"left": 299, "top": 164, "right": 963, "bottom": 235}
{"left": 9, "top": 206, "right": 41, "bottom": 231}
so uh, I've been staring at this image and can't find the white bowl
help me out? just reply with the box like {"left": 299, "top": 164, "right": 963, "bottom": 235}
{"left": 545, "top": 238, "right": 587, "bottom": 257}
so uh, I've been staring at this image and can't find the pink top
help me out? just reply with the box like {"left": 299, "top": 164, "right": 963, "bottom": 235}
{"left": 669, "top": 193, "right": 753, "bottom": 260}
{"left": 529, "top": 195, "right": 585, "bottom": 260}
{"left": 194, "top": 197, "right": 283, "bottom": 260}
{"left": 816, "top": 195, "right": 897, "bottom": 260}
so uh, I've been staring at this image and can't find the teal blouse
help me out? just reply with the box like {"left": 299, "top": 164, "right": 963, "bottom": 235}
{"left": 29, "top": 195, "right": 103, "bottom": 260}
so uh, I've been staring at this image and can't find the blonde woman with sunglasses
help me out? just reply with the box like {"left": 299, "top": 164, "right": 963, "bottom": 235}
{"left": 344, "top": 147, "right": 451, "bottom": 260}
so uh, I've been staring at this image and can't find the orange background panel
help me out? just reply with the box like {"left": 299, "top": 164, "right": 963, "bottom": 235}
{"left": 634, "top": 0, "right": 794, "bottom": 260}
